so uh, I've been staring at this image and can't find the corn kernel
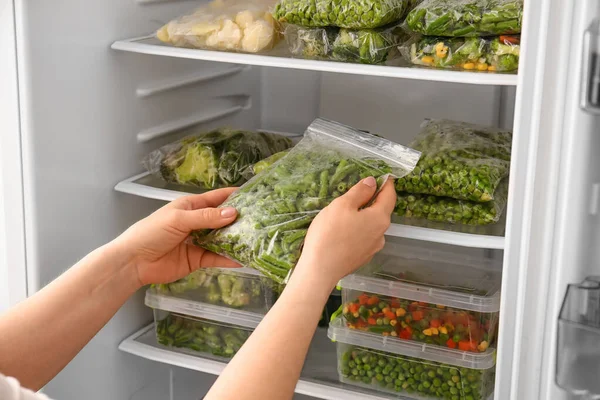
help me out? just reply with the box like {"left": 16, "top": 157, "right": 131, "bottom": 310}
{"left": 436, "top": 305, "right": 445, "bottom": 309}
{"left": 478, "top": 341, "right": 489, "bottom": 352}
{"left": 488, "top": 66, "right": 497, "bottom": 71}
{"left": 343, "top": 306, "right": 349, "bottom": 314}
{"left": 463, "top": 63, "right": 475, "bottom": 70}
{"left": 477, "top": 63, "right": 488, "bottom": 71}
{"left": 423, "top": 328, "right": 433, "bottom": 336}
{"left": 390, "top": 320, "right": 398, "bottom": 327}
{"left": 353, "top": 312, "right": 359, "bottom": 318}
{"left": 383, "top": 332, "right": 390, "bottom": 337}
{"left": 396, "top": 308, "right": 406, "bottom": 317}
{"left": 431, "top": 327, "right": 439, "bottom": 335}
{"left": 391, "top": 331, "right": 398, "bottom": 337}
{"left": 421, "top": 56, "right": 434, "bottom": 65}
{"left": 382, "top": 307, "right": 390, "bottom": 314}
{"left": 439, "top": 326, "right": 448, "bottom": 335}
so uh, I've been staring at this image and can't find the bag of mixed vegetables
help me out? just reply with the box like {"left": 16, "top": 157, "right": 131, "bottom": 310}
{"left": 273, "top": 0, "right": 412, "bottom": 29}
{"left": 285, "top": 24, "right": 405, "bottom": 64}
{"left": 401, "top": 34, "right": 520, "bottom": 72}
{"left": 192, "top": 118, "right": 420, "bottom": 283}
{"left": 395, "top": 119, "right": 512, "bottom": 202}
{"left": 156, "top": 0, "right": 280, "bottom": 53}
{"left": 143, "top": 128, "right": 293, "bottom": 189}
{"left": 405, "top": 0, "right": 523, "bottom": 37}
{"left": 395, "top": 178, "right": 508, "bottom": 225}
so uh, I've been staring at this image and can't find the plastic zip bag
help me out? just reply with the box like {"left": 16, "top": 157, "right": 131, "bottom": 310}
{"left": 395, "top": 119, "right": 512, "bottom": 202}
{"left": 143, "top": 128, "right": 294, "bottom": 189}
{"left": 405, "top": 0, "right": 523, "bottom": 37}
{"left": 285, "top": 24, "right": 406, "bottom": 64}
{"left": 246, "top": 149, "right": 291, "bottom": 177}
{"left": 273, "top": 0, "right": 412, "bottom": 29}
{"left": 192, "top": 118, "right": 420, "bottom": 284}
{"left": 401, "top": 34, "right": 520, "bottom": 72}
{"left": 395, "top": 178, "right": 508, "bottom": 225}
{"left": 156, "top": 0, "right": 280, "bottom": 53}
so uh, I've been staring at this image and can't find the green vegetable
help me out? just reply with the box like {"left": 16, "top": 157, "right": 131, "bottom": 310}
{"left": 273, "top": 0, "right": 411, "bottom": 29}
{"left": 193, "top": 118, "right": 420, "bottom": 283}
{"left": 143, "top": 128, "right": 293, "bottom": 189}
{"left": 402, "top": 35, "right": 520, "bottom": 72}
{"left": 153, "top": 269, "right": 274, "bottom": 310}
{"left": 156, "top": 313, "right": 251, "bottom": 358}
{"left": 247, "top": 149, "right": 291, "bottom": 178}
{"left": 395, "top": 178, "right": 508, "bottom": 225}
{"left": 406, "top": 0, "right": 523, "bottom": 37}
{"left": 395, "top": 119, "right": 511, "bottom": 202}
{"left": 339, "top": 345, "right": 495, "bottom": 400}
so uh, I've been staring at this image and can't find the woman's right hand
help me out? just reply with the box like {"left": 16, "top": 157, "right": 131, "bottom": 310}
{"left": 297, "top": 176, "right": 397, "bottom": 290}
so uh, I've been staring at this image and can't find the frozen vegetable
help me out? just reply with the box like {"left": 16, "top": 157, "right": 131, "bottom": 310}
{"left": 192, "top": 118, "right": 420, "bottom": 283}
{"left": 143, "top": 128, "right": 293, "bottom": 189}
{"left": 156, "top": 0, "right": 280, "bottom": 53}
{"left": 402, "top": 35, "right": 520, "bottom": 72}
{"left": 342, "top": 293, "right": 497, "bottom": 352}
{"left": 286, "top": 24, "right": 405, "bottom": 64}
{"left": 405, "top": 0, "right": 523, "bottom": 37}
{"left": 395, "top": 119, "right": 512, "bottom": 202}
{"left": 339, "top": 344, "right": 494, "bottom": 400}
{"left": 273, "top": 0, "right": 412, "bottom": 29}
{"left": 248, "top": 149, "right": 291, "bottom": 177}
{"left": 154, "top": 269, "right": 272, "bottom": 309}
{"left": 155, "top": 313, "right": 251, "bottom": 358}
{"left": 395, "top": 178, "right": 508, "bottom": 225}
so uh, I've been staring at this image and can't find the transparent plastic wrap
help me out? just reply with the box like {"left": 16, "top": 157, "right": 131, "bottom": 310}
{"left": 154, "top": 310, "right": 252, "bottom": 359}
{"left": 273, "top": 0, "right": 412, "bottom": 29}
{"left": 394, "top": 178, "right": 508, "bottom": 225}
{"left": 395, "top": 119, "right": 512, "bottom": 202}
{"left": 405, "top": 0, "right": 523, "bottom": 37}
{"left": 336, "top": 343, "right": 495, "bottom": 400}
{"left": 156, "top": 0, "right": 280, "bottom": 53}
{"left": 401, "top": 35, "right": 520, "bottom": 72}
{"left": 152, "top": 268, "right": 277, "bottom": 313}
{"left": 192, "top": 118, "right": 421, "bottom": 284}
{"left": 143, "top": 128, "right": 293, "bottom": 189}
{"left": 245, "top": 149, "right": 291, "bottom": 179}
{"left": 285, "top": 24, "right": 406, "bottom": 65}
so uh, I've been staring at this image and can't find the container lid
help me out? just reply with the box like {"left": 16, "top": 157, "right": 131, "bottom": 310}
{"left": 328, "top": 316, "right": 496, "bottom": 370}
{"left": 145, "top": 287, "right": 261, "bottom": 329}
{"left": 339, "top": 242, "right": 502, "bottom": 313}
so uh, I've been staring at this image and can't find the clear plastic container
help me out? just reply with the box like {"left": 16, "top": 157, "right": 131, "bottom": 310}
{"left": 152, "top": 267, "right": 278, "bottom": 315}
{"left": 153, "top": 310, "right": 252, "bottom": 360}
{"left": 338, "top": 242, "right": 501, "bottom": 353}
{"left": 329, "top": 316, "right": 496, "bottom": 400}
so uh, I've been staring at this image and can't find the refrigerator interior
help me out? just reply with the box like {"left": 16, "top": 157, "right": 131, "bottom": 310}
{"left": 6, "top": 0, "right": 589, "bottom": 399}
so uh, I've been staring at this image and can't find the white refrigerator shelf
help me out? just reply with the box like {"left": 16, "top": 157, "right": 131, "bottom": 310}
{"left": 120, "top": 324, "right": 401, "bottom": 400}
{"left": 115, "top": 172, "right": 505, "bottom": 249}
{"left": 111, "top": 36, "right": 518, "bottom": 86}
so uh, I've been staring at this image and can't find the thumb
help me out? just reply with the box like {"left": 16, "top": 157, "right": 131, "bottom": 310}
{"left": 340, "top": 176, "right": 378, "bottom": 209}
{"left": 181, "top": 206, "right": 238, "bottom": 230}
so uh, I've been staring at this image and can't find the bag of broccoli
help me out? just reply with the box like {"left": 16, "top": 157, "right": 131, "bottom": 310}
{"left": 143, "top": 128, "right": 294, "bottom": 189}
{"left": 285, "top": 24, "right": 405, "bottom": 64}
{"left": 395, "top": 119, "right": 512, "bottom": 202}
{"left": 401, "top": 34, "right": 520, "bottom": 72}
{"left": 405, "top": 0, "right": 523, "bottom": 37}
{"left": 192, "top": 118, "right": 420, "bottom": 283}
{"left": 395, "top": 178, "right": 508, "bottom": 225}
{"left": 273, "top": 0, "right": 412, "bottom": 29}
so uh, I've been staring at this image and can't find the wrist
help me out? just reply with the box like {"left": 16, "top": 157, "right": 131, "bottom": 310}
{"left": 102, "top": 241, "right": 143, "bottom": 291}
{"left": 289, "top": 256, "right": 337, "bottom": 297}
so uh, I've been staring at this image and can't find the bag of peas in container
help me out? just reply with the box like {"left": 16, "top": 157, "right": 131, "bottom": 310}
{"left": 192, "top": 118, "right": 420, "bottom": 284}
{"left": 338, "top": 236, "right": 501, "bottom": 353}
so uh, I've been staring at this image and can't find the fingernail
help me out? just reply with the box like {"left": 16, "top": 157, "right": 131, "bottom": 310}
{"left": 220, "top": 207, "right": 236, "bottom": 218}
{"left": 363, "top": 176, "right": 377, "bottom": 187}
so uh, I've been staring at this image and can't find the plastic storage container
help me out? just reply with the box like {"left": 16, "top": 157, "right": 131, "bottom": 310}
{"left": 152, "top": 267, "right": 278, "bottom": 315}
{"left": 329, "top": 316, "right": 496, "bottom": 400}
{"left": 339, "top": 242, "right": 501, "bottom": 352}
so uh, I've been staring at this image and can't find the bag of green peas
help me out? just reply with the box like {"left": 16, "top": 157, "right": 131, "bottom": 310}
{"left": 395, "top": 119, "right": 512, "bottom": 203}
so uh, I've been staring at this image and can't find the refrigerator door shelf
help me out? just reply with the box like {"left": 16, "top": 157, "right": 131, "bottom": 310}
{"left": 111, "top": 36, "right": 518, "bottom": 87}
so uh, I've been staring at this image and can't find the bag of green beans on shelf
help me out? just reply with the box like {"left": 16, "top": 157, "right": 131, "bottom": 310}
{"left": 395, "top": 119, "right": 512, "bottom": 202}
{"left": 405, "top": 0, "right": 523, "bottom": 37}
{"left": 273, "top": 0, "right": 412, "bottom": 29}
{"left": 395, "top": 178, "right": 508, "bottom": 225}
{"left": 192, "top": 118, "right": 421, "bottom": 284}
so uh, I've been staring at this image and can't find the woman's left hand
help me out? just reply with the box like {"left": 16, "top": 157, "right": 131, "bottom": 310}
{"left": 113, "top": 188, "right": 240, "bottom": 286}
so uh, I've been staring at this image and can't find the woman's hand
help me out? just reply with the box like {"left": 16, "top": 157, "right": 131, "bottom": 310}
{"left": 297, "top": 176, "right": 396, "bottom": 289}
{"left": 113, "top": 188, "right": 240, "bottom": 286}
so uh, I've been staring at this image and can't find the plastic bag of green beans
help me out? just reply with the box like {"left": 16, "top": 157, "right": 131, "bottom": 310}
{"left": 273, "top": 0, "right": 412, "bottom": 29}
{"left": 401, "top": 34, "right": 520, "bottom": 72}
{"left": 395, "top": 178, "right": 508, "bottom": 225}
{"left": 405, "top": 0, "right": 523, "bottom": 37}
{"left": 285, "top": 24, "right": 406, "bottom": 64}
{"left": 395, "top": 119, "right": 512, "bottom": 202}
{"left": 193, "top": 118, "right": 420, "bottom": 284}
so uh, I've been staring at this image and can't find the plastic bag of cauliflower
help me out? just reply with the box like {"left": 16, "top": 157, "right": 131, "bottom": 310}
{"left": 156, "top": 0, "right": 280, "bottom": 53}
